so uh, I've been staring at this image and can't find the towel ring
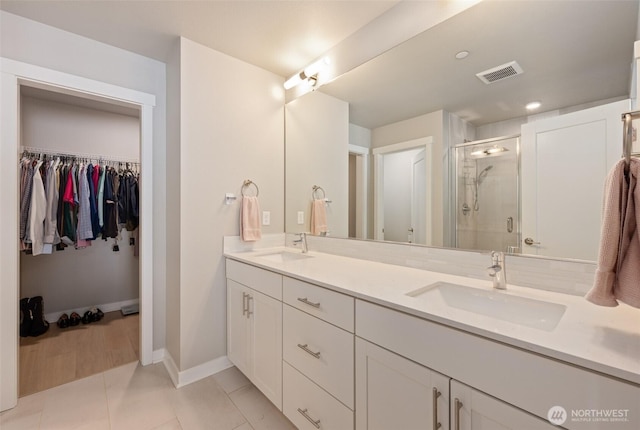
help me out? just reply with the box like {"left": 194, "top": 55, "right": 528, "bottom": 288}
{"left": 312, "top": 185, "right": 325, "bottom": 200}
{"left": 242, "top": 180, "right": 259, "bottom": 197}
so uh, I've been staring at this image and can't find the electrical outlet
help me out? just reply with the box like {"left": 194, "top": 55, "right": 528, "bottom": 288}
{"left": 262, "top": 211, "right": 271, "bottom": 226}
{"left": 297, "top": 211, "right": 304, "bottom": 225}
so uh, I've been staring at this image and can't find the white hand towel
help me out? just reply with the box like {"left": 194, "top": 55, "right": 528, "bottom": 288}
{"left": 586, "top": 158, "right": 640, "bottom": 308}
{"left": 240, "top": 196, "right": 262, "bottom": 242}
{"left": 310, "top": 199, "right": 327, "bottom": 236}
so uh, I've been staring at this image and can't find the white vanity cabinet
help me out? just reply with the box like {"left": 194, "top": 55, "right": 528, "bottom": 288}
{"left": 226, "top": 260, "right": 283, "bottom": 410}
{"left": 450, "top": 380, "right": 557, "bottom": 430}
{"left": 355, "top": 338, "right": 450, "bottom": 430}
{"left": 282, "top": 277, "right": 355, "bottom": 429}
{"left": 356, "top": 299, "right": 640, "bottom": 430}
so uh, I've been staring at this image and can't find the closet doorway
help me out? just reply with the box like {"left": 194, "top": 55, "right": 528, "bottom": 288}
{"left": 0, "top": 58, "right": 155, "bottom": 411}
{"left": 19, "top": 87, "right": 142, "bottom": 396}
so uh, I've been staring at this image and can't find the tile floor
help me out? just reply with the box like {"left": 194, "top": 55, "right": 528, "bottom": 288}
{"left": 1, "top": 362, "right": 297, "bottom": 430}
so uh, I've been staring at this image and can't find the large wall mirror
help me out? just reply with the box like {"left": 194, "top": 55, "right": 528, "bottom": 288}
{"left": 285, "top": 0, "right": 639, "bottom": 262}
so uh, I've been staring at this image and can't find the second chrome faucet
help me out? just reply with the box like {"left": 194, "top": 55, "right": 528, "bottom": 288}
{"left": 487, "top": 251, "right": 507, "bottom": 289}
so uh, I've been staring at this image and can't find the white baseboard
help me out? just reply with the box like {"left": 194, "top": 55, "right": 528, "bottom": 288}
{"left": 162, "top": 351, "right": 233, "bottom": 389}
{"left": 152, "top": 348, "right": 166, "bottom": 364}
{"left": 44, "top": 298, "right": 139, "bottom": 323}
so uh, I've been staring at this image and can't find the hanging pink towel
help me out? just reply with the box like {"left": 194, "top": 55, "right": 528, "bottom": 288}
{"left": 310, "top": 199, "right": 328, "bottom": 236}
{"left": 586, "top": 158, "right": 640, "bottom": 308}
{"left": 240, "top": 196, "right": 261, "bottom": 242}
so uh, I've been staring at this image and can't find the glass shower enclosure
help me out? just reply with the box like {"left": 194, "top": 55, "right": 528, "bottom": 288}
{"left": 454, "top": 136, "right": 520, "bottom": 253}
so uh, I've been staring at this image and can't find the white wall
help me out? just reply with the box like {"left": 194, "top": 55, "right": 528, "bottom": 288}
{"left": 285, "top": 91, "right": 349, "bottom": 237}
{"left": 167, "top": 37, "right": 285, "bottom": 372}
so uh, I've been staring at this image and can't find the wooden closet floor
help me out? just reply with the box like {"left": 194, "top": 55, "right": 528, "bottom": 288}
{"left": 19, "top": 310, "right": 139, "bottom": 397}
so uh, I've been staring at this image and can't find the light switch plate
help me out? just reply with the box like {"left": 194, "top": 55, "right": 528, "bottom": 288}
{"left": 262, "top": 211, "right": 271, "bottom": 226}
{"left": 297, "top": 211, "right": 304, "bottom": 225}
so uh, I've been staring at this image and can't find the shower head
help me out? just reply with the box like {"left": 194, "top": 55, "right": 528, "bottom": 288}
{"left": 477, "top": 165, "right": 493, "bottom": 184}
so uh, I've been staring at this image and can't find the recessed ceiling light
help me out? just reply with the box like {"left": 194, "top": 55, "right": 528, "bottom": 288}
{"left": 455, "top": 50, "right": 469, "bottom": 60}
{"left": 526, "top": 101, "right": 541, "bottom": 110}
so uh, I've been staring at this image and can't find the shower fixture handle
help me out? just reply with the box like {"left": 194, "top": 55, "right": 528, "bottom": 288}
{"left": 524, "top": 237, "right": 540, "bottom": 246}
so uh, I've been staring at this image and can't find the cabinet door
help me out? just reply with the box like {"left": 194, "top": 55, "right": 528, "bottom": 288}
{"left": 450, "top": 380, "right": 557, "bottom": 430}
{"left": 227, "top": 280, "right": 251, "bottom": 376}
{"left": 355, "top": 338, "right": 449, "bottom": 430}
{"left": 251, "top": 289, "right": 283, "bottom": 410}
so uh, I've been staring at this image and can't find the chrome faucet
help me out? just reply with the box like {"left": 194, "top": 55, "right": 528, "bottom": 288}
{"left": 487, "top": 251, "right": 507, "bottom": 290}
{"left": 294, "top": 232, "right": 308, "bottom": 253}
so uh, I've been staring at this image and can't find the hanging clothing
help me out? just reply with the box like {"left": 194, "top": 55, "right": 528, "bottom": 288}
{"left": 29, "top": 160, "right": 47, "bottom": 256}
{"left": 76, "top": 164, "right": 94, "bottom": 241}
{"left": 18, "top": 152, "right": 139, "bottom": 254}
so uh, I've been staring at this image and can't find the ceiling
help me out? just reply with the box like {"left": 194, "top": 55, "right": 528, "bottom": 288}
{"left": 2, "top": 1, "right": 639, "bottom": 129}
{"left": 321, "top": 0, "right": 640, "bottom": 128}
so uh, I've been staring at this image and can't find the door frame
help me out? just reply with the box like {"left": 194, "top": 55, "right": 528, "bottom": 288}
{"left": 1, "top": 58, "right": 155, "bottom": 411}
{"left": 348, "top": 144, "right": 369, "bottom": 239}
{"left": 373, "top": 137, "right": 433, "bottom": 243}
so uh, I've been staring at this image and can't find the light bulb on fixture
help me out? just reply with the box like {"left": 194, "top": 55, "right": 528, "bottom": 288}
{"left": 284, "top": 57, "right": 330, "bottom": 90}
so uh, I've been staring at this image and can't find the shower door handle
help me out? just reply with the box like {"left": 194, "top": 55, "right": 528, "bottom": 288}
{"left": 506, "top": 217, "right": 513, "bottom": 233}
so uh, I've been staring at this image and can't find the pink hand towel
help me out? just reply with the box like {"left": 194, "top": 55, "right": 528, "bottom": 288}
{"left": 310, "top": 199, "right": 327, "bottom": 236}
{"left": 240, "top": 196, "right": 261, "bottom": 242}
{"left": 586, "top": 158, "right": 640, "bottom": 308}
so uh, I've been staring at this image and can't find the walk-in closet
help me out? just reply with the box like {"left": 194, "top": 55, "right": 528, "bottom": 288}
{"left": 18, "top": 86, "right": 142, "bottom": 396}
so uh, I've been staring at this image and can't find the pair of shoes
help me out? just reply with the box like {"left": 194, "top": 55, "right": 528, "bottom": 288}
{"left": 57, "top": 313, "right": 69, "bottom": 329}
{"left": 57, "top": 311, "right": 83, "bottom": 328}
{"left": 81, "top": 307, "right": 104, "bottom": 324}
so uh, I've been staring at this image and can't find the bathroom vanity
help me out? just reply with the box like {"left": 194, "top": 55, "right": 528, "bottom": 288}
{"left": 225, "top": 244, "right": 639, "bottom": 430}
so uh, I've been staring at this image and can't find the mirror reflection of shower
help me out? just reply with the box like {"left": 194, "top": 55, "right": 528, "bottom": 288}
{"left": 455, "top": 136, "right": 520, "bottom": 253}
{"left": 474, "top": 164, "right": 494, "bottom": 211}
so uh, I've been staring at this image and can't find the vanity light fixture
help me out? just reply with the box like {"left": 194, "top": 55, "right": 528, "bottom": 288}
{"left": 284, "top": 57, "right": 330, "bottom": 90}
{"left": 526, "top": 101, "right": 542, "bottom": 111}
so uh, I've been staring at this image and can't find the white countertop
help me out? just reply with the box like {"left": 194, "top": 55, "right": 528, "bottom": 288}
{"left": 225, "top": 247, "right": 640, "bottom": 385}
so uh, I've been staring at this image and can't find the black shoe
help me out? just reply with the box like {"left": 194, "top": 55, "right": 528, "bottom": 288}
{"left": 57, "top": 313, "right": 69, "bottom": 329}
{"left": 82, "top": 310, "right": 93, "bottom": 324}
{"left": 69, "top": 312, "right": 81, "bottom": 326}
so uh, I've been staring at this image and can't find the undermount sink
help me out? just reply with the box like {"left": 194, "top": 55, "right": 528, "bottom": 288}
{"left": 257, "top": 251, "right": 313, "bottom": 263}
{"left": 406, "top": 282, "right": 566, "bottom": 331}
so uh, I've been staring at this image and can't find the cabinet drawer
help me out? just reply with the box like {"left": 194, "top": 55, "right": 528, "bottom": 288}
{"left": 283, "top": 305, "right": 354, "bottom": 409}
{"left": 283, "top": 277, "right": 354, "bottom": 332}
{"left": 226, "top": 259, "right": 282, "bottom": 300}
{"left": 283, "top": 362, "right": 354, "bottom": 430}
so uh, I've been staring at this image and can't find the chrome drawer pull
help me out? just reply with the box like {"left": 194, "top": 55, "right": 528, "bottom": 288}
{"left": 297, "top": 343, "right": 321, "bottom": 359}
{"left": 297, "top": 408, "right": 321, "bottom": 429}
{"left": 454, "top": 398, "right": 463, "bottom": 430}
{"left": 242, "top": 292, "right": 249, "bottom": 316}
{"left": 432, "top": 387, "right": 441, "bottom": 429}
{"left": 297, "top": 297, "right": 321, "bottom": 308}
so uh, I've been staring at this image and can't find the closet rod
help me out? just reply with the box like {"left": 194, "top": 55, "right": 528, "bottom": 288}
{"left": 20, "top": 146, "right": 140, "bottom": 164}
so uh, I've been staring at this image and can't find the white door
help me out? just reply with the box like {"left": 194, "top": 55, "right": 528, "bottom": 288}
{"left": 227, "top": 280, "right": 251, "bottom": 376}
{"left": 411, "top": 150, "right": 427, "bottom": 245}
{"left": 250, "top": 289, "right": 283, "bottom": 410}
{"left": 450, "top": 380, "right": 557, "bottom": 429}
{"left": 521, "top": 100, "right": 628, "bottom": 260}
{"left": 355, "top": 338, "right": 449, "bottom": 430}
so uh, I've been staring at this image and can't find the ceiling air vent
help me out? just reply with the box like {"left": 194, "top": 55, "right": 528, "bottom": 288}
{"left": 476, "top": 61, "right": 523, "bottom": 84}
